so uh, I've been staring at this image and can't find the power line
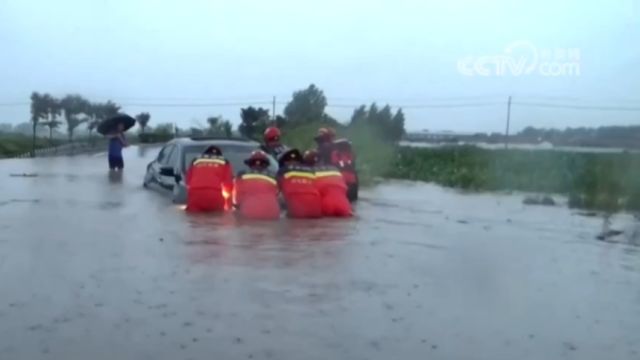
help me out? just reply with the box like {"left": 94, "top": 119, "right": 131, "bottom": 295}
{"left": 3, "top": 98, "right": 640, "bottom": 112}
{"left": 120, "top": 101, "right": 273, "bottom": 108}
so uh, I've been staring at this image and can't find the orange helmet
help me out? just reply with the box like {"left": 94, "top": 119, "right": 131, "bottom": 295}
{"left": 264, "top": 127, "right": 281, "bottom": 142}
{"left": 244, "top": 150, "right": 270, "bottom": 167}
{"left": 303, "top": 149, "right": 318, "bottom": 166}
{"left": 314, "top": 127, "right": 336, "bottom": 142}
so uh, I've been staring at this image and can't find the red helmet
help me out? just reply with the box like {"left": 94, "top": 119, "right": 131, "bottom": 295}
{"left": 264, "top": 127, "right": 281, "bottom": 142}
{"left": 303, "top": 149, "right": 318, "bottom": 166}
{"left": 314, "top": 127, "right": 336, "bottom": 142}
{"left": 244, "top": 150, "right": 270, "bottom": 167}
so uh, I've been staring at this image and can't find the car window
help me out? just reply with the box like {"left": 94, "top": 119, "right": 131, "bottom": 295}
{"left": 156, "top": 145, "right": 171, "bottom": 163}
{"left": 158, "top": 145, "right": 175, "bottom": 165}
{"left": 166, "top": 145, "right": 180, "bottom": 167}
{"left": 182, "top": 144, "right": 256, "bottom": 174}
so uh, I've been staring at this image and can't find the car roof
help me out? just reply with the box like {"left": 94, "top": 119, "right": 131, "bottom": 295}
{"left": 168, "top": 136, "right": 260, "bottom": 148}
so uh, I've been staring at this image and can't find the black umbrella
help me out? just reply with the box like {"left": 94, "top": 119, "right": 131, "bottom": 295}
{"left": 97, "top": 114, "right": 136, "bottom": 136}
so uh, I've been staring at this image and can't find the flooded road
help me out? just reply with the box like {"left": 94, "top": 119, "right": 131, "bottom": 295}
{"left": 1, "top": 146, "right": 639, "bottom": 360}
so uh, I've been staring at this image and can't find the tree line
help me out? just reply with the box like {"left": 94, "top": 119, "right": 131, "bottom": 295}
{"left": 29, "top": 92, "right": 154, "bottom": 142}
{"left": 237, "top": 84, "right": 406, "bottom": 142}
{"left": 26, "top": 84, "right": 408, "bottom": 147}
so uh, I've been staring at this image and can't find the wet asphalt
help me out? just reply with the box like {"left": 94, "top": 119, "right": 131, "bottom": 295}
{"left": 0, "top": 145, "right": 639, "bottom": 360}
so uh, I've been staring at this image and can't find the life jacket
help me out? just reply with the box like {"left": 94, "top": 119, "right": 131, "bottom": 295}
{"left": 277, "top": 164, "right": 319, "bottom": 196}
{"left": 235, "top": 169, "right": 278, "bottom": 205}
{"left": 186, "top": 154, "right": 234, "bottom": 191}
{"left": 234, "top": 169, "right": 280, "bottom": 219}
{"left": 313, "top": 164, "right": 352, "bottom": 217}
{"left": 313, "top": 165, "right": 347, "bottom": 194}
{"left": 327, "top": 139, "right": 357, "bottom": 184}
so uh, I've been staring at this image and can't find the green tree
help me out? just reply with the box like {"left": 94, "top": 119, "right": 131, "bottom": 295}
{"left": 154, "top": 123, "right": 174, "bottom": 136}
{"left": 349, "top": 105, "right": 367, "bottom": 126}
{"left": 283, "top": 84, "right": 327, "bottom": 124}
{"left": 102, "top": 101, "right": 121, "bottom": 118}
{"left": 60, "top": 95, "right": 89, "bottom": 142}
{"left": 367, "top": 103, "right": 379, "bottom": 125}
{"left": 40, "top": 94, "right": 62, "bottom": 141}
{"left": 135, "top": 112, "right": 151, "bottom": 133}
{"left": 85, "top": 103, "right": 101, "bottom": 139}
{"left": 274, "top": 115, "right": 288, "bottom": 128}
{"left": 348, "top": 102, "right": 405, "bottom": 142}
{"left": 206, "top": 116, "right": 220, "bottom": 131}
{"left": 390, "top": 108, "right": 406, "bottom": 142}
{"left": 239, "top": 106, "right": 270, "bottom": 139}
{"left": 29, "top": 92, "right": 47, "bottom": 156}
{"left": 222, "top": 121, "right": 233, "bottom": 138}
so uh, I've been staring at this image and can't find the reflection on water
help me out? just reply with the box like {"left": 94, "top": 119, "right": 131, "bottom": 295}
{"left": 108, "top": 170, "right": 123, "bottom": 184}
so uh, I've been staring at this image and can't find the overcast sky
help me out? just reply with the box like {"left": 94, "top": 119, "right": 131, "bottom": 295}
{"left": 1, "top": 0, "right": 638, "bottom": 132}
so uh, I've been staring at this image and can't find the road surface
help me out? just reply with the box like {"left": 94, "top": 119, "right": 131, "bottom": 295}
{"left": 1, "top": 145, "right": 639, "bottom": 360}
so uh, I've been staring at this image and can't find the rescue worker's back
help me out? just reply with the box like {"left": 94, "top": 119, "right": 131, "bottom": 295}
{"left": 304, "top": 150, "right": 353, "bottom": 217}
{"left": 277, "top": 149, "right": 322, "bottom": 219}
{"left": 234, "top": 151, "right": 280, "bottom": 220}
{"left": 185, "top": 146, "right": 233, "bottom": 212}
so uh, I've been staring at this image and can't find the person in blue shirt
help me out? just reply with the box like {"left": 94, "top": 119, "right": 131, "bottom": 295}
{"left": 108, "top": 123, "right": 128, "bottom": 170}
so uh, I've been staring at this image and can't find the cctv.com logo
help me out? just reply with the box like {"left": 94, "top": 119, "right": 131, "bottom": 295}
{"left": 457, "top": 41, "right": 581, "bottom": 77}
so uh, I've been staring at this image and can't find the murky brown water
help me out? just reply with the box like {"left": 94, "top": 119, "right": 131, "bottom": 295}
{"left": 0, "top": 146, "right": 639, "bottom": 360}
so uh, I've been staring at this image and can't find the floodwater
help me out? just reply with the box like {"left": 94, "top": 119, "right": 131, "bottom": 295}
{"left": 0, "top": 145, "right": 639, "bottom": 360}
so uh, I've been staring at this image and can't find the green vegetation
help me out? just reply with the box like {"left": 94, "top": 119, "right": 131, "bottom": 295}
{"left": 390, "top": 146, "right": 640, "bottom": 211}
{"left": 0, "top": 133, "right": 64, "bottom": 158}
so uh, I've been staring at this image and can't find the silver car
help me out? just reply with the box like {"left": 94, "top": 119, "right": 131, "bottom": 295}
{"left": 143, "top": 137, "right": 277, "bottom": 204}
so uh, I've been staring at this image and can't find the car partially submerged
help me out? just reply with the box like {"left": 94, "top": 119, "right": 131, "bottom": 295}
{"left": 143, "top": 136, "right": 277, "bottom": 204}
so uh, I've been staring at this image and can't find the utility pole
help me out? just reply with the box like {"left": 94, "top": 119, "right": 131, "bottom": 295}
{"left": 272, "top": 96, "right": 276, "bottom": 121}
{"left": 504, "top": 95, "right": 512, "bottom": 149}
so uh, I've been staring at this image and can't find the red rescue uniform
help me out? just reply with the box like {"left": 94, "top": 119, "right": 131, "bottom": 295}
{"left": 185, "top": 155, "right": 233, "bottom": 212}
{"left": 278, "top": 165, "right": 322, "bottom": 218}
{"left": 234, "top": 170, "right": 280, "bottom": 220}
{"left": 314, "top": 165, "right": 353, "bottom": 217}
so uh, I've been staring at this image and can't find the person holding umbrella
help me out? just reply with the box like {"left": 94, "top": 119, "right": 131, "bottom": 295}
{"left": 97, "top": 114, "right": 136, "bottom": 171}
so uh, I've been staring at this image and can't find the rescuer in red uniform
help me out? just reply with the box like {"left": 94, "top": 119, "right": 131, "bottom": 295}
{"left": 314, "top": 127, "right": 336, "bottom": 165}
{"left": 303, "top": 149, "right": 353, "bottom": 217}
{"left": 260, "top": 127, "right": 288, "bottom": 160}
{"left": 233, "top": 150, "right": 281, "bottom": 220}
{"left": 277, "top": 149, "right": 322, "bottom": 219}
{"left": 185, "top": 146, "right": 234, "bottom": 213}
{"left": 314, "top": 127, "right": 359, "bottom": 201}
